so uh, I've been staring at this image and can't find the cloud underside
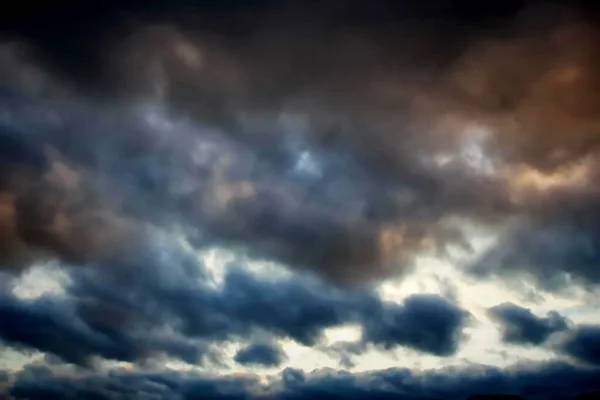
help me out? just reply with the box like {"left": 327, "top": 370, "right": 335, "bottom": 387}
{"left": 1, "top": 1, "right": 600, "bottom": 399}
{"left": 3, "top": 359, "right": 600, "bottom": 400}
{"left": 487, "top": 303, "right": 600, "bottom": 368}
{"left": 0, "top": 257, "right": 469, "bottom": 367}
{"left": 1, "top": 2, "right": 600, "bottom": 291}
{"left": 488, "top": 303, "right": 570, "bottom": 346}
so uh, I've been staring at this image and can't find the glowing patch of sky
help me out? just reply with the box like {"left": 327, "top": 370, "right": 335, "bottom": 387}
{"left": 292, "top": 150, "right": 323, "bottom": 178}
{"left": 11, "top": 263, "right": 69, "bottom": 300}
{"left": 428, "top": 125, "right": 496, "bottom": 176}
{"left": 0, "top": 348, "right": 43, "bottom": 373}
{"left": 323, "top": 325, "right": 363, "bottom": 346}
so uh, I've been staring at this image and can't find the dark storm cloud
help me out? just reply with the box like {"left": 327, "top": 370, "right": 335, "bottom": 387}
{"left": 469, "top": 166, "right": 600, "bottom": 291}
{"left": 0, "top": 293, "right": 138, "bottom": 366}
{"left": 486, "top": 303, "right": 600, "bottom": 367}
{"left": 559, "top": 325, "right": 600, "bottom": 366}
{"left": 235, "top": 341, "right": 288, "bottom": 367}
{"left": 4, "top": 359, "right": 600, "bottom": 400}
{"left": 0, "top": 0, "right": 600, "bottom": 292}
{"left": 361, "top": 294, "right": 469, "bottom": 356}
{"left": 0, "top": 0, "right": 571, "bottom": 285}
{"left": 0, "top": 85, "right": 467, "bottom": 286}
{"left": 67, "top": 249, "right": 368, "bottom": 347}
{"left": 0, "top": 37, "right": 473, "bottom": 360}
{"left": 488, "top": 303, "right": 570, "bottom": 346}
{"left": 0, "top": 218, "right": 469, "bottom": 365}
{"left": 63, "top": 246, "right": 470, "bottom": 358}
{"left": 0, "top": 92, "right": 142, "bottom": 272}
{"left": 1, "top": 210, "right": 474, "bottom": 365}
{"left": 322, "top": 294, "right": 469, "bottom": 368}
{"left": 0, "top": 291, "right": 214, "bottom": 367}
{"left": 1, "top": 4, "right": 600, "bottom": 400}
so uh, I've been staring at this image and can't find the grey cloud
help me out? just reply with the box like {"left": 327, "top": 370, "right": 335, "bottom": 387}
{"left": 486, "top": 303, "right": 600, "bottom": 367}
{"left": 362, "top": 294, "right": 470, "bottom": 356}
{"left": 0, "top": 225, "right": 470, "bottom": 366}
{"left": 0, "top": 292, "right": 213, "bottom": 367}
{"left": 234, "top": 341, "right": 288, "bottom": 367}
{"left": 0, "top": 88, "right": 468, "bottom": 287}
{"left": 2, "top": 1, "right": 600, "bottom": 399}
{"left": 0, "top": 96, "right": 141, "bottom": 273}
{"left": 4, "top": 359, "right": 600, "bottom": 400}
{"left": 66, "top": 246, "right": 470, "bottom": 357}
{"left": 559, "top": 325, "right": 600, "bottom": 366}
{"left": 488, "top": 303, "right": 570, "bottom": 346}
{"left": 3, "top": 0, "right": 600, "bottom": 296}
{"left": 322, "top": 294, "right": 469, "bottom": 368}
{"left": 470, "top": 200, "right": 600, "bottom": 292}
{"left": 1, "top": 1, "right": 600, "bottom": 291}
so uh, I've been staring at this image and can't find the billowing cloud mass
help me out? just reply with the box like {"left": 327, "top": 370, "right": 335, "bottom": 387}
{"left": 1, "top": 0, "right": 600, "bottom": 399}
{"left": 0, "top": 246, "right": 470, "bottom": 368}
{"left": 3, "top": 360, "right": 600, "bottom": 400}
{"left": 560, "top": 326, "right": 600, "bottom": 366}
{"left": 235, "top": 341, "right": 288, "bottom": 367}
{"left": 486, "top": 304, "right": 600, "bottom": 368}
{"left": 2, "top": 1, "right": 600, "bottom": 287}
{"left": 488, "top": 303, "right": 570, "bottom": 346}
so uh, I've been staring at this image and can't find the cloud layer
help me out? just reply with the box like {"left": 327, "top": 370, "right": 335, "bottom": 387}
{"left": 2, "top": 0, "right": 600, "bottom": 290}
{"left": 3, "top": 359, "right": 600, "bottom": 400}
{"left": 1, "top": 1, "right": 600, "bottom": 399}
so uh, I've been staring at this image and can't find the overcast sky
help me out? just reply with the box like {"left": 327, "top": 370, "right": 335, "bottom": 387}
{"left": 1, "top": 1, "right": 600, "bottom": 399}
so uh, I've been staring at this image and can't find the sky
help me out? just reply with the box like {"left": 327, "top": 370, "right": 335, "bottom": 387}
{"left": 1, "top": 1, "right": 600, "bottom": 399}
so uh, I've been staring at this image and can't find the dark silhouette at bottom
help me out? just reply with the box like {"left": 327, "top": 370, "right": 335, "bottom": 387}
{"left": 571, "top": 392, "right": 600, "bottom": 400}
{"left": 465, "top": 393, "right": 600, "bottom": 400}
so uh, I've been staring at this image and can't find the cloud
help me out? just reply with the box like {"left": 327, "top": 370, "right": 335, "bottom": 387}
{"left": 67, "top": 252, "right": 370, "bottom": 347}
{"left": 361, "top": 294, "right": 469, "bottom": 356}
{"left": 234, "top": 341, "right": 288, "bottom": 367}
{"left": 488, "top": 303, "right": 570, "bottom": 346}
{"left": 466, "top": 396, "right": 526, "bottom": 400}
{"left": 3, "top": 359, "right": 600, "bottom": 400}
{"left": 485, "top": 303, "right": 600, "bottom": 367}
{"left": 559, "top": 325, "right": 600, "bottom": 366}
{"left": 0, "top": 290, "right": 215, "bottom": 367}
{"left": 1, "top": 0, "right": 600, "bottom": 294}
{"left": 0, "top": 232, "right": 470, "bottom": 366}
{"left": 469, "top": 174, "right": 600, "bottom": 291}
{"left": 69, "top": 248, "right": 470, "bottom": 357}
{"left": 0, "top": 96, "right": 141, "bottom": 273}
{"left": 0, "top": 86, "right": 455, "bottom": 286}
{"left": 2, "top": 1, "right": 600, "bottom": 398}
{"left": 0, "top": 293, "right": 139, "bottom": 366}
{"left": 322, "top": 294, "right": 469, "bottom": 368}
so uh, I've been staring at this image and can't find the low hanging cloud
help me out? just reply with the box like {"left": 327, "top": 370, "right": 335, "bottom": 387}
{"left": 0, "top": 86, "right": 455, "bottom": 286}
{"left": 28, "top": 241, "right": 468, "bottom": 364}
{"left": 488, "top": 303, "right": 570, "bottom": 346}
{"left": 469, "top": 180, "right": 600, "bottom": 291}
{"left": 2, "top": 358, "right": 600, "bottom": 400}
{"left": 234, "top": 341, "right": 288, "bottom": 368}
{"left": 0, "top": 228, "right": 471, "bottom": 367}
{"left": 559, "top": 325, "right": 600, "bottom": 366}
{"left": 1, "top": 1, "right": 600, "bottom": 398}
{"left": 487, "top": 302, "right": 600, "bottom": 368}
{"left": 1, "top": 1, "right": 600, "bottom": 292}
{"left": 361, "top": 294, "right": 469, "bottom": 356}
{"left": 0, "top": 95, "right": 142, "bottom": 273}
{"left": 0, "top": 292, "right": 217, "bottom": 367}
